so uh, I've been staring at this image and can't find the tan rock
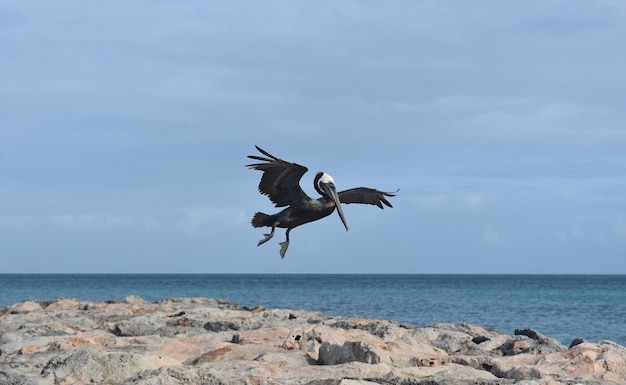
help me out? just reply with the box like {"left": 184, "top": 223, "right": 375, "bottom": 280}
{"left": 7, "top": 300, "right": 42, "bottom": 313}
{"left": 1, "top": 296, "right": 625, "bottom": 385}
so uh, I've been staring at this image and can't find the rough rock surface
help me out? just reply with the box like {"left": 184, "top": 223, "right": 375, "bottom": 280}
{"left": 1, "top": 295, "right": 625, "bottom": 385}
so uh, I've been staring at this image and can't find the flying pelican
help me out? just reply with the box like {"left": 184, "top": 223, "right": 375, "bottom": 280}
{"left": 247, "top": 145, "right": 397, "bottom": 258}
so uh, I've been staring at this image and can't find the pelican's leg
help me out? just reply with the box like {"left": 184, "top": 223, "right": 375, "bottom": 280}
{"left": 279, "top": 229, "right": 291, "bottom": 259}
{"left": 257, "top": 225, "right": 275, "bottom": 246}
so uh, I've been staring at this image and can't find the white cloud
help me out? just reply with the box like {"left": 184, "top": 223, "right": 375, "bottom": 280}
{"left": 483, "top": 226, "right": 505, "bottom": 244}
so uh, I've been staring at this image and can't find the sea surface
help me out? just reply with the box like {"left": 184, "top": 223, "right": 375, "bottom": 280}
{"left": 1, "top": 274, "right": 625, "bottom": 346}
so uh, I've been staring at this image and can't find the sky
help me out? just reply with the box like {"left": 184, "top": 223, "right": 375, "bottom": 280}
{"left": 1, "top": 1, "right": 625, "bottom": 274}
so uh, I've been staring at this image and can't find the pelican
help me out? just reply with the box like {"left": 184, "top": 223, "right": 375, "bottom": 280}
{"left": 247, "top": 145, "right": 397, "bottom": 258}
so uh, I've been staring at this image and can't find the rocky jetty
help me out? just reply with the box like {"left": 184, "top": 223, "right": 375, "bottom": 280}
{"left": 1, "top": 296, "right": 626, "bottom": 385}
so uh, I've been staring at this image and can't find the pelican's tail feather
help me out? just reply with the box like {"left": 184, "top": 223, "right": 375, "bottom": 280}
{"left": 251, "top": 212, "right": 273, "bottom": 228}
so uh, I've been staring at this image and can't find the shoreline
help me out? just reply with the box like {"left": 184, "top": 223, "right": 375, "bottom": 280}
{"left": 3, "top": 274, "right": 623, "bottom": 347}
{"left": 1, "top": 296, "right": 625, "bottom": 384}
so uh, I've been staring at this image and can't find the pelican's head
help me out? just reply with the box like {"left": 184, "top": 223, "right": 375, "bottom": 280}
{"left": 315, "top": 172, "right": 349, "bottom": 231}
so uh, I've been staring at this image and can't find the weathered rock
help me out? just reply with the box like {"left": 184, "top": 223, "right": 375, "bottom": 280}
{"left": 318, "top": 340, "right": 381, "bottom": 365}
{"left": 1, "top": 296, "right": 625, "bottom": 385}
{"left": 203, "top": 320, "right": 241, "bottom": 332}
{"left": 6, "top": 301, "right": 42, "bottom": 314}
{"left": 39, "top": 348, "right": 180, "bottom": 383}
{"left": 568, "top": 337, "right": 586, "bottom": 348}
{"left": 513, "top": 328, "right": 567, "bottom": 353}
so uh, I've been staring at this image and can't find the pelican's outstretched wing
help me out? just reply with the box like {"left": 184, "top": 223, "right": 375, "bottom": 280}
{"left": 338, "top": 187, "right": 397, "bottom": 209}
{"left": 246, "top": 146, "right": 310, "bottom": 207}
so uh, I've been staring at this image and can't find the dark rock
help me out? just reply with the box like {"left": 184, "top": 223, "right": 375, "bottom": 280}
{"left": 514, "top": 328, "right": 541, "bottom": 340}
{"left": 243, "top": 305, "right": 265, "bottom": 313}
{"left": 328, "top": 320, "right": 391, "bottom": 339}
{"left": 203, "top": 321, "right": 240, "bottom": 332}
{"left": 472, "top": 336, "right": 490, "bottom": 344}
{"left": 569, "top": 337, "right": 586, "bottom": 348}
{"left": 498, "top": 329, "right": 567, "bottom": 356}
{"left": 513, "top": 328, "right": 566, "bottom": 353}
{"left": 317, "top": 340, "right": 380, "bottom": 365}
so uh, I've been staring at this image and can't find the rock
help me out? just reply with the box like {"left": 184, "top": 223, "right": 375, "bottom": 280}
{"left": 471, "top": 335, "right": 490, "bottom": 344}
{"left": 318, "top": 340, "right": 381, "bottom": 365}
{"left": 111, "top": 315, "right": 164, "bottom": 337}
{"left": 514, "top": 328, "right": 567, "bottom": 353}
{"left": 569, "top": 337, "right": 586, "bottom": 348}
{"left": 305, "top": 380, "right": 382, "bottom": 385}
{"left": 41, "top": 348, "right": 180, "bottom": 383}
{"left": 7, "top": 301, "right": 42, "bottom": 314}
{"left": 0, "top": 368, "right": 53, "bottom": 385}
{"left": 492, "top": 328, "right": 566, "bottom": 358}
{"left": 203, "top": 321, "right": 240, "bottom": 332}
{"left": 1, "top": 296, "right": 625, "bottom": 385}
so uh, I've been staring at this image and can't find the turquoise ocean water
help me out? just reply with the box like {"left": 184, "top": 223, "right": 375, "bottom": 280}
{"left": 1, "top": 274, "right": 624, "bottom": 346}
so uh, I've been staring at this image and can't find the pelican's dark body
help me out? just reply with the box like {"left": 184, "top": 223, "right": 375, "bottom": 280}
{"left": 252, "top": 198, "right": 336, "bottom": 230}
{"left": 247, "top": 145, "right": 396, "bottom": 258}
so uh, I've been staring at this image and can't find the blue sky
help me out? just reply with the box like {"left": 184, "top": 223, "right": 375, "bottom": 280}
{"left": 1, "top": 1, "right": 625, "bottom": 274}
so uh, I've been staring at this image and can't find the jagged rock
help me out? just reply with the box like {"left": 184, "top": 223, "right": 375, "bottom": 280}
{"left": 514, "top": 328, "right": 566, "bottom": 353}
{"left": 1, "top": 296, "right": 625, "bottom": 385}
{"left": 497, "top": 329, "right": 566, "bottom": 357}
{"left": 40, "top": 348, "right": 180, "bottom": 383}
{"left": 569, "top": 337, "right": 586, "bottom": 348}
{"left": 0, "top": 368, "right": 52, "bottom": 385}
{"left": 318, "top": 340, "right": 381, "bottom": 365}
{"left": 111, "top": 315, "right": 164, "bottom": 337}
{"left": 305, "top": 380, "right": 382, "bottom": 385}
{"left": 6, "top": 301, "right": 42, "bottom": 314}
{"left": 203, "top": 321, "right": 240, "bottom": 332}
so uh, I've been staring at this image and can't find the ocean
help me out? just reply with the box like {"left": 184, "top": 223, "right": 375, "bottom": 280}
{"left": 1, "top": 274, "right": 624, "bottom": 346}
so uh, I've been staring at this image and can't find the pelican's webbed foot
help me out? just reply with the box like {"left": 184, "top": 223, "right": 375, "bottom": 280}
{"left": 278, "top": 229, "right": 291, "bottom": 259}
{"left": 279, "top": 241, "right": 289, "bottom": 259}
{"left": 257, "top": 226, "right": 275, "bottom": 246}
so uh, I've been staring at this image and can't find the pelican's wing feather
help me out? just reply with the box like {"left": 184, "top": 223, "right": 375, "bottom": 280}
{"left": 247, "top": 146, "right": 310, "bottom": 207}
{"left": 337, "top": 187, "right": 398, "bottom": 209}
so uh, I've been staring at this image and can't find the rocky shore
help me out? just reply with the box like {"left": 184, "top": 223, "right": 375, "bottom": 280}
{"left": 1, "top": 296, "right": 625, "bottom": 385}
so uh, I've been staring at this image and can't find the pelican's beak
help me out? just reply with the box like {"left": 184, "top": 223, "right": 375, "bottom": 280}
{"left": 321, "top": 182, "right": 349, "bottom": 231}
